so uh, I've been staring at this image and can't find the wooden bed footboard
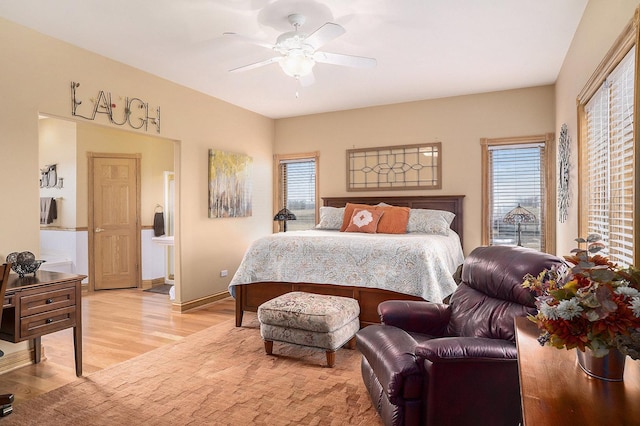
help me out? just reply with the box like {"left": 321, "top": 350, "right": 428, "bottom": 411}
{"left": 234, "top": 282, "right": 422, "bottom": 327}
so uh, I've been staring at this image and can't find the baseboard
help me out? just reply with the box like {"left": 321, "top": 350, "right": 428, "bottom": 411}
{"left": 0, "top": 345, "right": 44, "bottom": 374}
{"left": 172, "top": 291, "right": 230, "bottom": 312}
{"left": 141, "top": 277, "right": 165, "bottom": 290}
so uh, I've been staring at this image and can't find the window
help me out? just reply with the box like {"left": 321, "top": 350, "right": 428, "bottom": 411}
{"left": 578, "top": 18, "right": 637, "bottom": 266}
{"left": 274, "top": 152, "right": 319, "bottom": 232}
{"left": 481, "top": 135, "right": 555, "bottom": 253}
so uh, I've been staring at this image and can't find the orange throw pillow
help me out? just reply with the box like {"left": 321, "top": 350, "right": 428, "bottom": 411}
{"left": 340, "top": 202, "right": 410, "bottom": 234}
{"left": 344, "top": 208, "right": 384, "bottom": 233}
{"left": 340, "top": 203, "right": 372, "bottom": 231}
{"left": 375, "top": 205, "right": 410, "bottom": 234}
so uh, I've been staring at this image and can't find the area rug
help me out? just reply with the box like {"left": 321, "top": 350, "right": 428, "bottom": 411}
{"left": 6, "top": 316, "right": 381, "bottom": 425}
{"left": 143, "top": 283, "right": 173, "bottom": 295}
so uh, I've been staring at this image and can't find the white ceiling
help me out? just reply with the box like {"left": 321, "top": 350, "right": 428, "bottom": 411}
{"left": 0, "top": 0, "right": 588, "bottom": 119}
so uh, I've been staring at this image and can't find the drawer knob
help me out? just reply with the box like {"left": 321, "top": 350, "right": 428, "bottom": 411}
{"left": 46, "top": 318, "right": 53, "bottom": 324}
{"left": 46, "top": 298, "right": 54, "bottom": 304}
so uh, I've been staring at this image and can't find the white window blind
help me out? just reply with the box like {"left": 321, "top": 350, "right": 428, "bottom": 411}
{"left": 488, "top": 143, "right": 546, "bottom": 251}
{"left": 584, "top": 46, "right": 635, "bottom": 266}
{"left": 278, "top": 158, "right": 316, "bottom": 231}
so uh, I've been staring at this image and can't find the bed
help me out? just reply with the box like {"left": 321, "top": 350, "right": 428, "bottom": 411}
{"left": 230, "top": 195, "right": 465, "bottom": 327}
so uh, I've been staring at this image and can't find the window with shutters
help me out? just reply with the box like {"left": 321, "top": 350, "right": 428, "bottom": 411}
{"left": 481, "top": 134, "right": 555, "bottom": 253}
{"left": 274, "top": 152, "right": 319, "bottom": 232}
{"left": 577, "top": 17, "right": 637, "bottom": 266}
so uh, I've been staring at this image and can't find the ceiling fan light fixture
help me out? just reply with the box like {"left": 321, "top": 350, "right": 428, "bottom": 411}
{"left": 226, "top": 12, "right": 376, "bottom": 83}
{"left": 279, "top": 50, "right": 315, "bottom": 78}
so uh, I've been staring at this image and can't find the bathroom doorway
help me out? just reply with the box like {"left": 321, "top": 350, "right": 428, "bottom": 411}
{"left": 38, "top": 116, "right": 177, "bottom": 291}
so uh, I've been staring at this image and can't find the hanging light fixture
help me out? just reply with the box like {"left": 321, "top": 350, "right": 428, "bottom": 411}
{"left": 278, "top": 50, "right": 316, "bottom": 78}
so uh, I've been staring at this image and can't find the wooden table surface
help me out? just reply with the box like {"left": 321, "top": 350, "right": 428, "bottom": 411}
{"left": 515, "top": 316, "right": 640, "bottom": 425}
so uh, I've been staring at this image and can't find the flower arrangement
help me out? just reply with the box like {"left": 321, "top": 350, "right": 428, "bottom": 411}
{"left": 522, "top": 235, "right": 640, "bottom": 359}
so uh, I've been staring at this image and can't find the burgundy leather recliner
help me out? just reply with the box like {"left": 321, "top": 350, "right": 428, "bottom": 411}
{"left": 356, "top": 245, "right": 564, "bottom": 426}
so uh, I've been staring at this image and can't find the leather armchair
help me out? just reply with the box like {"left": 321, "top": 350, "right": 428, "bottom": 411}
{"left": 356, "top": 246, "right": 564, "bottom": 426}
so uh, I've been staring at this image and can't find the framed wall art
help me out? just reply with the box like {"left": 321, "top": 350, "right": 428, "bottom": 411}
{"left": 208, "top": 150, "right": 253, "bottom": 218}
{"left": 557, "top": 124, "right": 570, "bottom": 223}
{"left": 346, "top": 142, "right": 442, "bottom": 191}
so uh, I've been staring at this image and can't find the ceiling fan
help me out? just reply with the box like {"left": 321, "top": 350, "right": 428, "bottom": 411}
{"left": 224, "top": 13, "right": 377, "bottom": 86}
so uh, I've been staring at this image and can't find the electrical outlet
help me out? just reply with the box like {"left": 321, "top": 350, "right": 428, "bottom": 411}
{"left": 220, "top": 270, "right": 228, "bottom": 277}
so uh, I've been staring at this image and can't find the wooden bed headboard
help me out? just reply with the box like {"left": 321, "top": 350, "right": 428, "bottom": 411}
{"left": 322, "top": 195, "right": 465, "bottom": 249}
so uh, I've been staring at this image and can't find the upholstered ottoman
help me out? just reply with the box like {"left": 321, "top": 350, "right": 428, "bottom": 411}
{"left": 257, "top": 292, "right": 360, "bottom": 367}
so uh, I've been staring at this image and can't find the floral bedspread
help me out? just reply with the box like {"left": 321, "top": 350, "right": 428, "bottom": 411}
{"left": 228, "top": 230, "right": 464, "bottom": 303}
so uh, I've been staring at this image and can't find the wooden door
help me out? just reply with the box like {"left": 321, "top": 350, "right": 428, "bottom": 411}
{"left": 89, "top": 154, "right": 141, "bottom": 290}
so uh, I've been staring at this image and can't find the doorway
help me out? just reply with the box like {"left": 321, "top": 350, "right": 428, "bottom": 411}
{"left": 38, "top": 116, "right": 177, "bottom": 293}
{"left": 88, "top": 153, "right": 141, "bottom": 290}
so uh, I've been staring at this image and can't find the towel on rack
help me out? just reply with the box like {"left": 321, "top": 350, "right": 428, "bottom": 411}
{"left": 40, "top": 197, "right": 57, "bottom": 225}
{"left": 153, "top": 211, "right": 165, "bottom": 236}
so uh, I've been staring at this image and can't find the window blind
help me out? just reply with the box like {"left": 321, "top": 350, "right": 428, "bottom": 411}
{"left": 488, "top": 143, "right": 546, "bottom": 251}
{"left": 584, "top": 46, "right": 635, "bottom": 266}
{"left": 278, "top": 158, "right": 316, "bottom": 231}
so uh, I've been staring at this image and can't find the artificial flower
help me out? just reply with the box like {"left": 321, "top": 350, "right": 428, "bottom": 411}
{"left": 523, "top": 234, "right": 640, "bottom": 359}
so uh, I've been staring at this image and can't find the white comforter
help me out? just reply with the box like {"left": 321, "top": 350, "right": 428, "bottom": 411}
{"left": 228, "top": 230, "right": 464, "bottom": 303}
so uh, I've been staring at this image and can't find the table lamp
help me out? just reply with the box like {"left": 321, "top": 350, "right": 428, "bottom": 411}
{"left": 503, "top": 204, "right": 536, "bottom": 246}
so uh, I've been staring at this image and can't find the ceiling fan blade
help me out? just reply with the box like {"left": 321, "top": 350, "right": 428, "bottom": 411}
{"left": 313, "top": 51, "right": 377, "bottom": 68}
{"left": 303, "top": 23, "right": 345, "bottom": 50}
{"left": 299, "top": 72, "right": 316, "bottom": 87}
{"left": 229, "top": 56, "right": 281, "bottom": 72}
{"left": 223, "top": 32, "right": 275, "bottom": 50}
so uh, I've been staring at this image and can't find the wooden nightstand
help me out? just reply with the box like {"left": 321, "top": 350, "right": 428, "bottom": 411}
{"left": 1, "top": 271, "right": 84, "bottom": 377}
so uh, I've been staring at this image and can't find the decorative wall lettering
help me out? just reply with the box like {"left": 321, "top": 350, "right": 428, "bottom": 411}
{"left": 71, "top": 82, "right": 161, "bottom": 133}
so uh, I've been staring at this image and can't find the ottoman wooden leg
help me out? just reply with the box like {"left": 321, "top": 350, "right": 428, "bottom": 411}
{"left": 326, "top": 350, "right": 336, "bottom": 368}
{"left": 264, "top": 340, "right": 273, "bottom": 355}
{"left": 346, "top": 336, "right": 356, "bottom": 350}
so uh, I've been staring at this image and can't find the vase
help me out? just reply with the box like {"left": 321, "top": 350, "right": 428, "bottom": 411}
{"left": 576, "top": 347, "right": 626, "bottom": 382}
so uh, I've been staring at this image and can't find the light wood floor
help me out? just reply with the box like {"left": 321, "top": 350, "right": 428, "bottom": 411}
{"left": 0, "top": 288, "right": 236, "bottom": 403}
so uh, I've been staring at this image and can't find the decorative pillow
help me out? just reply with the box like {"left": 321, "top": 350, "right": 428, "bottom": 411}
{"left": 340, "top": 203, "right": 373, "bottom": 231}
{"left": 340, "top": 202, "right": 410, "bottom": 234}
{"left": 375, "top": 205, "right": 410, "bottom": 234}
{"left": 316, "top": 206, "right": 345, "bottom": 230}
{"left": 344, "top": 208, "right": 384, "bottom": 233}
{"left": 407, "top": 209, "right": 455, "bottom": 235}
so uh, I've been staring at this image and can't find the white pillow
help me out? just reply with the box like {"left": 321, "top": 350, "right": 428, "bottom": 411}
{"left": 315, "top": 206, "right": 345, "bottom": 230}
{"left": 407, "top": 209, "right": 455, "bottom": 235}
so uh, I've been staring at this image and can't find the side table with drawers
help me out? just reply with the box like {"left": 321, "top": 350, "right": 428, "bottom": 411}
{"left": 0, "top": 271, "right": 84, "bottom": 376}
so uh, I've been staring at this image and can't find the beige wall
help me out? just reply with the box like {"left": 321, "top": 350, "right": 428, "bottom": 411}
{"left": 0, "top": 18, "right": 274, "bottom": 309}
{"left": 39, "top": 118, "right": 78, "bottom": 227}
{"left": 76, "top": 122, "right": 175, "bottom": 228}
{"left": 275, "top": 86, "right": 556, "bottom": 253}
{"left": 38, "top": 118, "right": 174, "bottom": 230}
{"left": 555, "top": 0, "right": 639, "bottom": 255}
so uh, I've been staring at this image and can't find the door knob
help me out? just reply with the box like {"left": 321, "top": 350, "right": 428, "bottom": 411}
{"left": 95, "top": 228, "right": 105, "bottom": 233}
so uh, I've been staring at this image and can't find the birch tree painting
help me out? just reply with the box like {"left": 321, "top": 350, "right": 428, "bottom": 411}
{"left": 208, "top": 150, "right": 253, "bottom": 218}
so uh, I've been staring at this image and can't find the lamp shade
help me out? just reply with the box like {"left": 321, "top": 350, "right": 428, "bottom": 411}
{"left": 273, "top": 208, "right": 297, "bottom": 222}
{"left": 503, "top": 204, "right": 536, "bottom": 224}
{"left": 503, "top": 204, "right": 536, "bottom": 247}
